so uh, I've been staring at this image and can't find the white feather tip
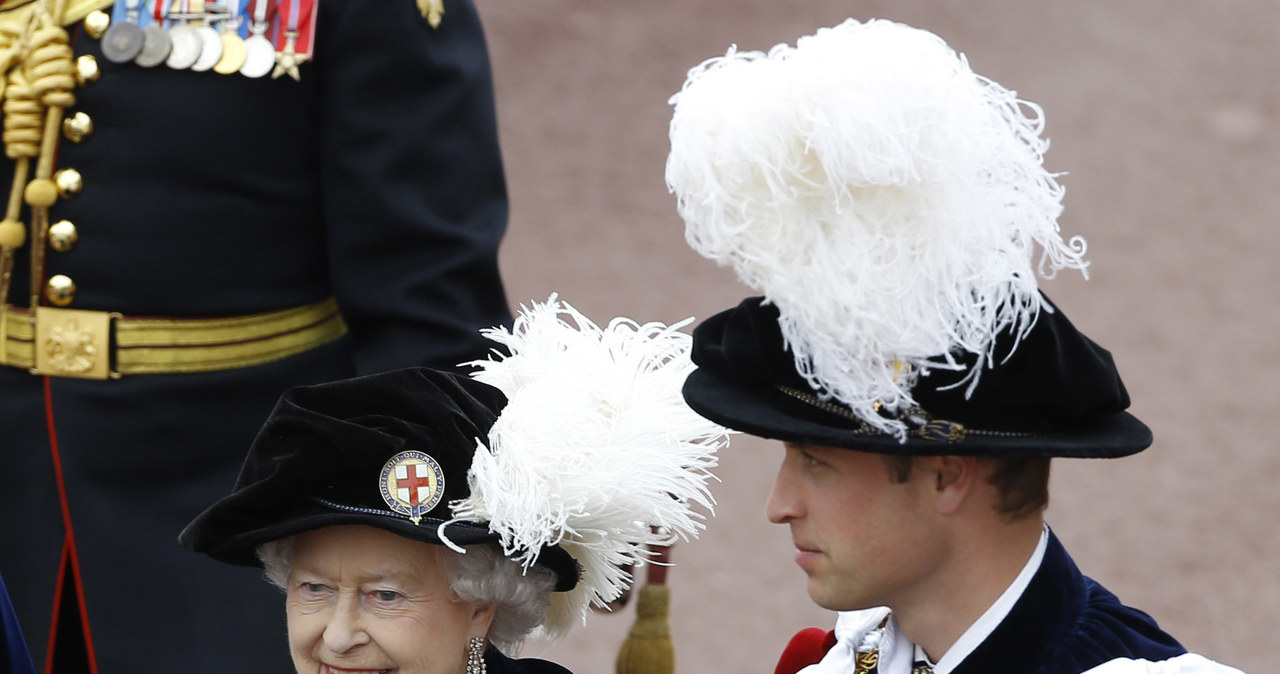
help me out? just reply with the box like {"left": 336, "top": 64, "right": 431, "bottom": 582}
{"left": 452, "top": 296, "right": 731, "bottom": 637}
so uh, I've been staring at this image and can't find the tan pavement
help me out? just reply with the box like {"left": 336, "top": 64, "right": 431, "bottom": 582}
{"left": 479, "top": 3, "right": 1277, "bottom": 672}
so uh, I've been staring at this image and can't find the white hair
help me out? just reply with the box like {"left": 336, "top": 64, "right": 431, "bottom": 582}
{"left": 256, "top": 536, "right": 557, "bottom": 654}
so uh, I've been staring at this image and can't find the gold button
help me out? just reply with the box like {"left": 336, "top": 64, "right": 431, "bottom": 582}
{"left": 54, "top": 169, "right": 83, "bottom": 199}
{"left": 49, "top": 220, "right": 78, "bottom": 252}
{"left": 84, "top": 10, "right": 110, "bottom": 40}
{"left": 46, "top": 275, "right": 76, "bottom": 306}
{"left": 63, "top": 112, "right": 94, "bottom": 143}
{"left": 76, "top": 55, "right": 100, "bottom": 86}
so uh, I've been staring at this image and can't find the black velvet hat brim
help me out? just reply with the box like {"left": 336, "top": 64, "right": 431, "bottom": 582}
{"left": 683, "top": 296, "right": 1153, "bottom": 458}
{"left": 683, "top": 367, "right": 1152, "bottom": 457}
{"left": 188, "top": 508, "right": 581, "bottom": 593}
{"left": 191, "top": 511, "right": 499, "bottom": 568}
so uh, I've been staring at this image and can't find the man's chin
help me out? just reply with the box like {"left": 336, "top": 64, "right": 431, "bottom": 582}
{"left": 806, "top": 580, "right": 870, "bottom": 612}
{"left": 805, "top": 579, "right": 839, "bottom": 610}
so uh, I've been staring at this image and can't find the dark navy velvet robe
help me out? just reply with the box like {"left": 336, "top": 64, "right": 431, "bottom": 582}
{"left": 0, "top": 573, "right": 34, "bottom": 674}
{"left": 487, "top": 646, "right": 574, "bottom": 674}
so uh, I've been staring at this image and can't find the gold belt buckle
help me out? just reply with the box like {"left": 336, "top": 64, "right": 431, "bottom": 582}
{"left": 33, "top": 306, "right": 116, "bottom": 380}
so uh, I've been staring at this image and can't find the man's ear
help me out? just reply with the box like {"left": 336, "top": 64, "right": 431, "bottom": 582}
{"left": 929, "top": 455, "right": 977, "bottom": 515}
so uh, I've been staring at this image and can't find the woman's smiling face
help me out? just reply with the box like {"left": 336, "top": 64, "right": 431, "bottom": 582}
{"left": 285, "top": 525, "right": 494, "bottom": 674}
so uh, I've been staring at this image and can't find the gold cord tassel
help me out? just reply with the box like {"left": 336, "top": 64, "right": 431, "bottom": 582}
{"left": 0, "top": 0, "right": 73, "bottom": 357}
{"left": 3, "top": 0, "right": 74, "bottom": 309}
{"left": 0, "top": 15, "right": 35, "bottom": 352}
{"left": 615, "top": 543, "right": 675, "bottom": 674}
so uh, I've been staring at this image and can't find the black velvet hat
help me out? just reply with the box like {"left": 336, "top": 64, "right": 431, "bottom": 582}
{"left": 682, "top": 296, "right": 1151, "bottom": 457}
{"left": 178, "top": 367, "right": 579, "bottom": 591}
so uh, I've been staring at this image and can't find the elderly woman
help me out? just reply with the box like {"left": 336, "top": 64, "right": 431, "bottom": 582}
{"left": 180, "top": 300, "right": 727, "bottom": 674}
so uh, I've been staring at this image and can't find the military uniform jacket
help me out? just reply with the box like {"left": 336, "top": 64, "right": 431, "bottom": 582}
{"left": 0, "top": 0, "right": 511, "bottom": 671}
{"left": 775, "top": 532, "right": 1238, "bottom": 674}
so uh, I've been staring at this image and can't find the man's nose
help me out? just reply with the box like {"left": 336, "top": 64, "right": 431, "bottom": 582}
{"left": 766, "top": 460, "right": 802, "bottom": 524}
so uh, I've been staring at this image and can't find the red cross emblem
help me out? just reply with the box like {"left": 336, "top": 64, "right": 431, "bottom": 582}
{"left": 396, "top": 462, "right": 435, "bottom": 506}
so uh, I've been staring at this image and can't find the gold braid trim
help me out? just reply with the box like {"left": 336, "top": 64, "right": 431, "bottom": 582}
{"left": 1, "top": 70, "right": 39, "bottom": 159}
{"left": 27, "top": 21, "right": 75, "bottom": 109}
{"left": 3, "top": 298, "right": 350, "bottom": 376}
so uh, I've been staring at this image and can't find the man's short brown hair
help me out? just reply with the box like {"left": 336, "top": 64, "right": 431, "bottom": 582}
{"left": 881, "top": 454, "right": 1050, "bottom": 521}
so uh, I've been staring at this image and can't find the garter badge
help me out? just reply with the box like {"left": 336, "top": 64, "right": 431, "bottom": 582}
{"left": 379, "top": 450, "right": 445, "bottom": 525}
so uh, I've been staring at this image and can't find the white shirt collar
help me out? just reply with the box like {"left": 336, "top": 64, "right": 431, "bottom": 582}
{"left": 931, "top": 524, "right": 1049, "bottom": 673}
{"left": 802, "top": 526, "right": 1050, "bottom": 674}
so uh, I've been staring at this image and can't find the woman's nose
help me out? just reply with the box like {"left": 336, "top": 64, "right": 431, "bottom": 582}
{"left": 322, "top": 592, "right": 372, "bottom": 653}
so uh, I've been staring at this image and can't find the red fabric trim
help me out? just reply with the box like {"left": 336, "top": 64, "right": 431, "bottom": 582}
{"left": 774, "top": 627, "right": 837, "bottom": 674}
{"left": 43, "top": 377, "right": 99, "bottom": 674}
{"left": 41, "top": 542, "right": 68, "bottom": 674}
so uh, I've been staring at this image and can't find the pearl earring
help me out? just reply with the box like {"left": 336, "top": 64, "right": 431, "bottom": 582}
{"left": 466, "top": 636, "right": 486, "bottom": 674}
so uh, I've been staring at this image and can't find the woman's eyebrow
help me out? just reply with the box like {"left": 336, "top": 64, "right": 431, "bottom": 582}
{"left": 355, "top": 569, "right": 420, "bottom": 584}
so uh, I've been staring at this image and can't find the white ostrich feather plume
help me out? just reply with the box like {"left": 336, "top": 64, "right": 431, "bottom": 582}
{"left": 666, "top": 18, "right": 1089, "bottom": 438}
{"left": 451, "top": 296, "right": 728, "bottom": 639}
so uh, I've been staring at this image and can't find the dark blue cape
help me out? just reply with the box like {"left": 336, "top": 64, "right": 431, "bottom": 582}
{"left": 0, "top": 573, "right": 34, "bottom": 674}
{"left": 952, "top": 532, "right": 1184, "bottom": 673}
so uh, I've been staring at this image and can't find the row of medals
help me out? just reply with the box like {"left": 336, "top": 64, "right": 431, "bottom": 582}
{"left": 94, "top": 6, "right": 283, "bottom": 77}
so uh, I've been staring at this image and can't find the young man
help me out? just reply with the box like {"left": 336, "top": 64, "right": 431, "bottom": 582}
{"left": 665, "top": 18, "right": 1244, "bottom": 674}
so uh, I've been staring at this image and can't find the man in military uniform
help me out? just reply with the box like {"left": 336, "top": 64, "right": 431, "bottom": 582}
{"left": 666, "top": 19, "right": 1244, "bottom": 674}
{"left": 0, "top": 0, "right": 512, "bottom": 671}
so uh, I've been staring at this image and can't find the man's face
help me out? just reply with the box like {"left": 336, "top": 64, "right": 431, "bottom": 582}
{"left": 766, "top": 442, "right": 944, "bottom": 612}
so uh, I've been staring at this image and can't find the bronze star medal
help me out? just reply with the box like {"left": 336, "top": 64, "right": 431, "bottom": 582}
{"left": 272, "top": 28, "right": 307, "bottom": 81}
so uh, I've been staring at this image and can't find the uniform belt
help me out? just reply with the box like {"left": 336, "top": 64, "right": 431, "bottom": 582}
{"left": 0, "top": 297, "right": 347, "bottom": 379}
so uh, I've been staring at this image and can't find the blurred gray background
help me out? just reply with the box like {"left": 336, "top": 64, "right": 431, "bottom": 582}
{"left": 478, "top": 3, "right": 1277, "bottom": 672}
